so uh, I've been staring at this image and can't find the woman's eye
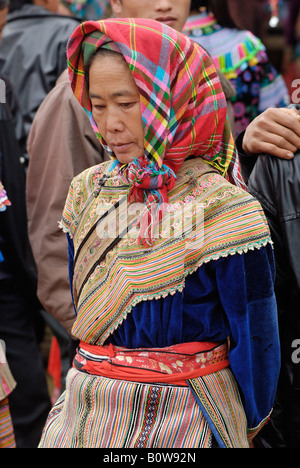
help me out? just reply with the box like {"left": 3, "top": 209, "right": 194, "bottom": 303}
{"left": 120, "top": 102, "right": 134, "bottom": 109}
{"left": 92, "top": 105, "right": 105, "bottom": 112}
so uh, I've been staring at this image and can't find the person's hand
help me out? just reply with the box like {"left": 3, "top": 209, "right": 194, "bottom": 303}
{"left": 242, "top": 107, "right": 300, "bottom": 159}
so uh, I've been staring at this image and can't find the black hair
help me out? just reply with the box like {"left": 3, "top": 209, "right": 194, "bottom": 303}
{"left": 190, "top": 0, "right": 239, "bottom": 29}
{"left": 8, "top": 0, "right": 31, "bottom": 13}
{"left": 208, "top": 0, "right": 238, "bottom": 28}
{"left": 84, "top": 47, "right": 125, "bottom": 91}
{"left": 0, "top": 0, "right": 9, "bottom": 8}
{"left": 190, "top": 0, "right": 206, "bottom": 12}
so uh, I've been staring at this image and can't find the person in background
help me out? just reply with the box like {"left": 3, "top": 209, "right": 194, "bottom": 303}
{"left": 0, "top": 335, "right": 16, "bottom": 448}
{"left": 0, "top": 181, "right": 15, "bottom": 449}
{"left": 0, "top": 0, "right": 52, "bottom": 447}
{"left": 59, "top": 0, "right": 111, "bottom": 19}
{"left": 183, "top": 0, "right": 290, "bottom": 137}
{"left": 0, "top": 0, "right": 82, "bottom": 396}
{"left": 0, "top": 86, "right": 52, "bottom": 448}
{"left": 0, "top": 0, "right": 81, "bottom": 159}
{"left": 26, "top": 69, "right": 106, "bottom": 336}
{"left": 282, "top": 0, "right": 300, "bottom": 95}
{"left": 284, "top": 0, "right": 300, "bottom": 62}
{"left": 236, "top": 104, "right": 300, "bottom": 448}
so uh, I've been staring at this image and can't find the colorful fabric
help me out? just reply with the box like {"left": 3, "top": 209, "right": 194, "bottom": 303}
{"left": 0, "top": 343, "right": 16, "bottom": 449}
{"left": 39, "top": 365, "right": 249, "bottom": 448}
{"left": 183, "top": 12, "right": 290, "bottom": 136}
{"left": 189, "top": 369, "right": 249, "bottom": 448}
{"left": 60, "top": 157, "right": 271, "bottom": 346}
{"left": 0, "top": 342, "right": 16, "bottom": 401}
{"left": 72, "top": 341, "right": 252, "bottom": 447}
{"left": 0, "top": 398, "right": 16, "bottom": 448}
{"left": 0, "top": 364, "right": 16, "bottom": 402}
{"left": 74, "top": 340, "right": 229, "bottom": 386}
{"left": 183, "top": 12, "right": 265, "bottom": 76}
{"left": 0, "top": 180, "right": 10, "bottom": 262}
{"left": 67, "top": 18, "right": 246, "bottom": 245}
{"left": 0, "top": 180, "right": 10, "bottom": 212}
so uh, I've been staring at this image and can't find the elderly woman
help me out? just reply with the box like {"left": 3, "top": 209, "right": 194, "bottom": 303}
{"left": 39, "top": 18, "right": 280, "bottom": 448}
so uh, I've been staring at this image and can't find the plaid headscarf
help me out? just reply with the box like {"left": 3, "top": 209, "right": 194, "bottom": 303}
{"left": 67, "top": 18, "right": 245, "bottom": 243}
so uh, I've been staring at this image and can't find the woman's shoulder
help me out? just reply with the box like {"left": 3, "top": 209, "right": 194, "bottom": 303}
{"left": 60, "top": 161, "right": 111, "bottom": 236}
{"left": 71, "top": 161, "right": 111, "bottom": 196}
{"left": 173, "top": 158, "right": 269, "bottom": 240}
{"left": 169, "top": 159, "right": 271, "bottom": 268}
{"left": 173, "top": 158, "right": 263, "bottom": 213}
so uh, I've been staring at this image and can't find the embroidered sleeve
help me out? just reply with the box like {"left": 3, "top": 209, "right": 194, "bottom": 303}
{"left": 59, "top": 179, "right": 75, "bottom": 237}
{"left": 215, "top": 244, "right": 280, "bottom": 435}
{"left": 59, "top": 164, "right": 104, "bottom": 238}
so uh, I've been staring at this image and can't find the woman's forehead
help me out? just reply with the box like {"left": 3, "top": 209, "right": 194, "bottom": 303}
{"left": 89, "top": 53, "right": 140, "bottom": 97}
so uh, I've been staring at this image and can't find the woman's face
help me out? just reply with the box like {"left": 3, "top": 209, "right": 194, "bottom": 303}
{"left": 89, "top": 53, "right": 145, "bottom": 165}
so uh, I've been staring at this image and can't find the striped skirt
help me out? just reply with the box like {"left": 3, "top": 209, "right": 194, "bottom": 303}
{"left": 0, "top": 398, "right": 16, "bottom": 448}
{"left": 39, "top": 367, "right": 249, "bottom": 448}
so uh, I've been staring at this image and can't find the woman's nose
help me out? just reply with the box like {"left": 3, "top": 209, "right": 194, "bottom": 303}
{"left": 106, "top": 110, "right": 124, "bottom": 133}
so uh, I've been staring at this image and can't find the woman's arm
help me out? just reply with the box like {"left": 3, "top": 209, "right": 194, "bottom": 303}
{"left": 215, "top": 245, "right": 280, "bottom": 435}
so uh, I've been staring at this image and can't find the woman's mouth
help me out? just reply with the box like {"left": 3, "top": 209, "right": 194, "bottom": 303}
{"left": 155, "top": 17, "right": 177, "bottom": 28}
{"left": 112, "top": 142, "right": 133, "bottom": 153}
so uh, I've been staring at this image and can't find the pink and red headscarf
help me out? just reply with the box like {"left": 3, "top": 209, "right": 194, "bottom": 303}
{"left": 67, "top": 18, "right": 245, "bottom": 242}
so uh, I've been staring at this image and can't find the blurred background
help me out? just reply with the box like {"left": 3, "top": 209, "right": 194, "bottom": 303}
{"left": 228, "top": 0, "right": 300, "bottom": 99}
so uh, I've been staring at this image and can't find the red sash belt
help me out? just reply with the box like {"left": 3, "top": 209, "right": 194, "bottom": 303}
{"left": 73, "top": 340, "right": 230, "bottom": 386}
